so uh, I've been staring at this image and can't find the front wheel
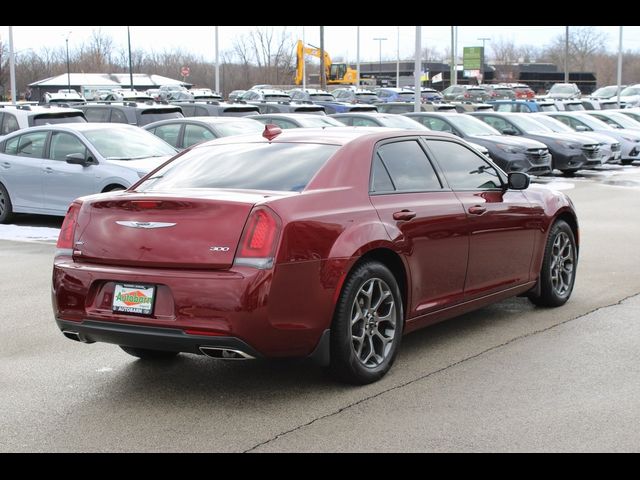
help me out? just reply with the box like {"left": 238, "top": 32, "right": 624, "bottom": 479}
{"left": 120, "top": 346, "right": 179, "bottom": 360}
{"left": 329, "top": 261, "right": 403, "bottom": 385}
{"left": 529, "top": 220, "right": 577, "bottom": 307}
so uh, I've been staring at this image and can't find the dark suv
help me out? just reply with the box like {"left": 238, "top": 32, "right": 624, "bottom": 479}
{"left": 79, "top": 102, "right": 183, "bottom": 127}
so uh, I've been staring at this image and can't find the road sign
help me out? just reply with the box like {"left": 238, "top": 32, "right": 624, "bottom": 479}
{"left": 181, "top": 66, "right": 190, "bottom": 77}
{"left": 463, "top": 47, "right": 483, "bottom": 70}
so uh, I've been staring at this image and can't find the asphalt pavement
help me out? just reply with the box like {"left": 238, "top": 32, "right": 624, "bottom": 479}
{"left": 1, "top": 166, "right": 640, "bottom": 452}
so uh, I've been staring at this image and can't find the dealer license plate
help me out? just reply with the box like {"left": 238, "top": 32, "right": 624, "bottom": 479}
{"left": 112, "top": 284, "right": 155, "bottom": 316}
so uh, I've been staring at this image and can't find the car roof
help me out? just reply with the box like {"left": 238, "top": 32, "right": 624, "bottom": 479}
{"left": 192, "top": 126, "right": 456, "bottom": 148}
{"left": 145, "top": 117, "right": 260, "bottom": 128}
{"left": 1, "top": 122, "right": 140, "bottom": 137}
{"left": 0, "top": 104, "right": 83, "bottom": 115}
{"left": 250, "top": 113, "right": 332, "bottom": 120}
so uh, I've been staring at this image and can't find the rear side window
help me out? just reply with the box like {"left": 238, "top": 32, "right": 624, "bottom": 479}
{"left": 426, "top": 140, "right": 501, "bottom": 190}
{"left": 84, "top": 108, "right": 110, "bottom": 122}
{"left": 16, "top": 131, "right": 48, "bottom": 158}
{"left": 137, "top": 143, "right": 339, "bottom": 193}
{"left": 374, "top": 140, "right": 441, "bottom": 192}
{"left": 1, "top": 113, "right": 19, "bottom": 135}
{"left": 111, "top": 109, "right": 128, "bottom": 124}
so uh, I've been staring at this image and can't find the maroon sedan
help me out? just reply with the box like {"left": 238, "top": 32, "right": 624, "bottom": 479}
{"left": 52, "top": 127, "right": 579, "bottom": 384}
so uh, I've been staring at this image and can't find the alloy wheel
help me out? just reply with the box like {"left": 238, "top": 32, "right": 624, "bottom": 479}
{"left": 350, "top": 278, "right": 397, "bottom": 368}
{"left": 550, "top": 231, "right": 574, "bottom": 296}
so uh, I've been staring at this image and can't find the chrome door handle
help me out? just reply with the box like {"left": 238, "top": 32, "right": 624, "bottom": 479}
{"left": 1, "top": 162, "right": 10, "bottom": 169}
{"left": 468, "top": 205, "right": 487, "bottom": 215}
{"left": 43, "top": 167, "right": 54, "bottom": 174}
{"left": 393, "top": 210, "right": 417, "bottom": 221}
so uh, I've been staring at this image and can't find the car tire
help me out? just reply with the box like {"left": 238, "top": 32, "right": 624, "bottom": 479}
{"left": 620, "top": 159, "right": 634, "bottom": 165}
{"left": 528, "top": 220, "right": 577, "bottom": 308}
{"left": 329, "top": 261, "right": 403, "bottom": 385}
{"left": 560, "top": 169, "right": 578, "bottom": 176}
{"left": 120, "top": 346, "right": 179, "bottom": 360}
{"left": 0, "top": 182, "right": 14, "bottom": 224}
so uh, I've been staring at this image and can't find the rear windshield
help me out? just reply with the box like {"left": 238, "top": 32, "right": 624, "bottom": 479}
{"left": 32, "top": 113, "right": 87, "bottom": 126}
{"left": 310, "top": 94, "right": 335, "bottom": 101}
{"left": 139, "top": 109, "right": 183, "bottom": 126}
{"left": 137, "top": 143, "right": 340, "bottom": 193}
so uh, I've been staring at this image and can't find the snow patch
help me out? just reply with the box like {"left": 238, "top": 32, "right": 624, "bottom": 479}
{"left": 0, "top": 224, "right": 60, "bottom": 243}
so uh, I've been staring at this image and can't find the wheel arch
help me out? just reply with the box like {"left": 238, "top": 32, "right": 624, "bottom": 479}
{"left": 337, "top": 247, "right": 409, "bottom": 323}
{"left": 554, "top": 209, "right": 579, "bottom": 252}
{"left": 101, "top": 183, "right": 127, "bottom": 193}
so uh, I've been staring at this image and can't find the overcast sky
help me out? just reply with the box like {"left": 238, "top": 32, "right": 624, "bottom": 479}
{"left": 1, "top": 26, "right": 635, "bottom": 64}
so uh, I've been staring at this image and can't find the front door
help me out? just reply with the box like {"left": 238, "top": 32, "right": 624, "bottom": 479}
{"left": 424, "top": 139, "right": 537, "bottom": 298}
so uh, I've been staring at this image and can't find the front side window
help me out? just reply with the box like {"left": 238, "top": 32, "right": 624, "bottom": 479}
{"left": 152, "top": 124, "right": 182, "bottom": 148}
{"left": 426, "top": 140, "right": 501, "bottom": 190}
{"left": 110, "top": 109, "right": 128, "bottom": 124}
{"left": 183, "top": 124, "right": 216, "bottom": 147}
{"left": 49, "top": 132, "right": 88, "bottom": 161}
{"left": 374, "top": 140, "right": 442, "bottom": 192}
{"left": 352, "top": 117, "right": 378, "bottom": 127}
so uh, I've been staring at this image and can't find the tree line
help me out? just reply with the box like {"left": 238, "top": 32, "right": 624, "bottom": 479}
{"left": 1, "top": 27, "right": 638, "bottom": 99}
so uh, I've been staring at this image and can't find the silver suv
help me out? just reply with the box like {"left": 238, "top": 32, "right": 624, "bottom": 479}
{"left": 0, "top": 104, "right": 86, "bottom": 138}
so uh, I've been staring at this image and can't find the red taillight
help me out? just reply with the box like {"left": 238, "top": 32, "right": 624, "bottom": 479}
{"left": 56, "top": 202, "right": 81, "bottom": 249}
{"left": 234, "top": 207, "right": 281, "bottom": 269}
{"left": 464, "top": 93, "right": 471, "bottom": 98}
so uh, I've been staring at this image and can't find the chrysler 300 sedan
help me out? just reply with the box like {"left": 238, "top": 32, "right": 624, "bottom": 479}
{"left": 52, "top": 127, "right": 579, "bottom": 384}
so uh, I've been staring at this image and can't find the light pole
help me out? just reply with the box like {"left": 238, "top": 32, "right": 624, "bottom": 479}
{"left": 564, "top": 26, "right": 569, "bottom": 83}
{"left": 373, "top": 37, "right": 387, "bottom": 85}
{"left": 478, "top": 37, "right": 490, "bottom": 84}
{"left": 127, "top": 26, "right": 134, "bottom": 90}
{"left": 64, "top": 31, "right": 72, "bottom": 93}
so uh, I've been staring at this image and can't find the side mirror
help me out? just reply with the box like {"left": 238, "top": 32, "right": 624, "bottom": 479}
{"left": 502, "top": 127, "right": 518, "bottom": 135}
{"left": 575, "top": 125, "right": 588, "bottom": 132}
{"left": 508, "top": 172, "right": 530, "bottom": 190}
{"left": 66, "top": 153, "right": 90, "bottom": 166}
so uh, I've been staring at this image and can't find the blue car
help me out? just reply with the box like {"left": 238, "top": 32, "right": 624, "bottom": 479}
{"left": 489, "top": 99, "right": 559, "bottom": 113}
{"left": 288, "top": 88, "right": 377, "bottom": 114}
{"left": 375, "top": 88, "right": 415, "bottom": 103}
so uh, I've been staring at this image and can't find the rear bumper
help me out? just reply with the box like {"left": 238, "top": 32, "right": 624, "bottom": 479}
{"left": 56, "top": 318, "right": 262, "bottom": 358}
{"left": 52, "top": 255, "right": 344, "bottom": 358}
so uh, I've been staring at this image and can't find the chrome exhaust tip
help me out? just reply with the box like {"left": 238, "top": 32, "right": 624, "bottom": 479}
{"left": 199, "top": 346, "right": 255, "bottom": 360}
{"left": 62, "top": 330, "right": 82, "bottom": 342}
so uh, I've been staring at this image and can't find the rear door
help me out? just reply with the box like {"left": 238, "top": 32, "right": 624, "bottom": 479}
{"left": 369, "top": 138, "right": 468, "bottom": 317}
{"left": 42, "top": 131, "right": 98, "bottom": 214}
{"left": 424, "top": 139, "right": 538, "bottom": 298}
{"left": 0, "top": 131, "right": 49, "bottom": 210}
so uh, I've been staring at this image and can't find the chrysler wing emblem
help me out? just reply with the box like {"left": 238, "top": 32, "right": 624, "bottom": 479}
{"left": 116, "top": 221, "right": 177, "bottom": 229}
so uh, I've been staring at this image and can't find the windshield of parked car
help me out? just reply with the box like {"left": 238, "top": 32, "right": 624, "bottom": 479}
{"left": 621, "top": 87, "right": 640, "bottom": 96}
{"left": 446, "top": 115, "right": 501, "bottom": 136}
{"left": 508, "top": 115, "right": 553, "bottom": 133}
{"left": 598, "top": 112, "right": 640, "bottom": 129}
{"left": 531, "top": 115, "right": 573, "bottom": 133}
{"left": 569, "top": 114, "right": 615, "bottom": 130}
{"left": 395, "top": 92, "right": 415, "bottom": 101}
{"left": 378, "top": 116, "right": 428, "bottom": 129}
{"left": 83, "top": 127, "right": 177, "bottom": 159}
{"left": 550, "top": 85, "right": 577, "bottom": 94}
{"left": 136, "top": 143, "right": 340, "bottom": 193}
{"left": 593, "top": 86, "right": 620, "bottom": 98}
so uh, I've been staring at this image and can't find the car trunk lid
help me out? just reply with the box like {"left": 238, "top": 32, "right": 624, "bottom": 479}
{"left": 74, "top": 191, "right": 270, "bottom": 269}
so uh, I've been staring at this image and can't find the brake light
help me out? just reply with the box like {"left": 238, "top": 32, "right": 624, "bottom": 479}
{"left": 56, "top": 202, "right": 81, "bottom": 250}
{"left": 234, "top": 207, "right": 281, "bottom": 269}
{"left": 464, "top": 93, "right": 471, "bottom": 98}
{"left": 131, "top": 200, "right": 163, "bottom": 209}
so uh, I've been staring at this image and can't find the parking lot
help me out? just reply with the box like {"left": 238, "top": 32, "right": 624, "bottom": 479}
{"left": 1, "top": 165, "right": 640, "bottom": 452}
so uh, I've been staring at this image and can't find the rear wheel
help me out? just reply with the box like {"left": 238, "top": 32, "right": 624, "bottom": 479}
{"left": 0, "top": 183, "right": 14, "bottom": 224}
{"left": 529, "top": 220, "right": 577, "bottom": 307}
{"left": 560, "top": 169, "right": 578, "bottom": 176}
{"left": 120, "top": 346, "right": 179, "bottom": 360}
{"left": 330, "top": 261, "right": 403, "bottom": 385}
{"left": 620, "top": 159, "right": 634, "bottom": 165}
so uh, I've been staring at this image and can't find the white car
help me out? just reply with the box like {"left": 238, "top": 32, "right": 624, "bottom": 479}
{"left": 0, "top": 104, "right": 86, "bottom": 138}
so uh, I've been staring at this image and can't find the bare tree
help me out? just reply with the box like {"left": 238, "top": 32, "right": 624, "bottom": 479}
{"left": 543, "top": 26, "right": 608, "bottom": 72}
{"left": 490, "top": 37, "right": 520, "bottom": 64}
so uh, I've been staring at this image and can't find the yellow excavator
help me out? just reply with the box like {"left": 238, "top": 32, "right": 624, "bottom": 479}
{"left": 295, "top": 40, "right": 358, "bottom": 85}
